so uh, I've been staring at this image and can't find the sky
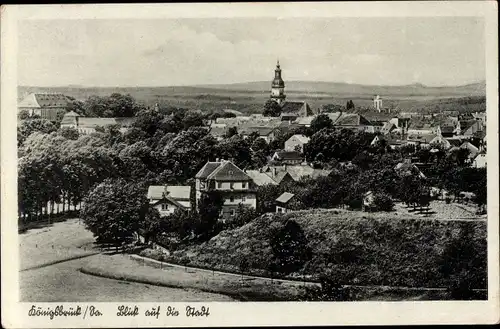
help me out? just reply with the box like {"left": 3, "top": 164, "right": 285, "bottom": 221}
{"left": 18, "top": 17, "right": 485, "bottom": 87}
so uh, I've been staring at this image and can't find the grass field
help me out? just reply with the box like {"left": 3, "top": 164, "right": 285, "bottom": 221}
{"left": 19, "top": 218, "right": 234, "bottom": 302}
{"left": 19, "top": 218, "right": 96, "bottom": 270}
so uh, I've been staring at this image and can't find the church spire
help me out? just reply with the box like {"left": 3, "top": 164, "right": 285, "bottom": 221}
{"left": 270, "top": 60, "right": 285, "bottom": 104}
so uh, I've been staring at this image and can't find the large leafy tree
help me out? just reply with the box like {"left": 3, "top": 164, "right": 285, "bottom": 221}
{"left": 58, "top": 127, "right": 80, "bottom": 140}
{"left": 181, "top": 110, "right": 205, "bottom": 130}
{"left": 195, "top": 191, "right": 224, "bottom": 240}
{"left": 304, "top": 128, "right": 374, "bottom": 164}
{"left": 310, "top": 114, "right": 333, "bottom": 133}
{"left": 263, "top": 99, "right": 282, "bottom": 117}
{"left": 18, "top": 119, "right": 57, "bottom": 147}
{"left": 216, "top": 135, "right": 252, "bottom": 169}
{"left": 346, "top": 100, "right": 355, "bottom": 111}
{"left": 81, "top": 179, "right": 148, "bottom": 245}
{"left": 160, "top": 127, "right": 218, "bottom": 182}
{"left": 82, "top": 93, "right": 144, "bottom": 118}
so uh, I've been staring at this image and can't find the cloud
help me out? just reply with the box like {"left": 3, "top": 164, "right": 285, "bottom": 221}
{"left": 18, "top": 18, "right": 485, "bottom": 87}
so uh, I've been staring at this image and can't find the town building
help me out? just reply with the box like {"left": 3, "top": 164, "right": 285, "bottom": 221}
{"left": 370, "top": 135, "right": 405, "bottom": 149}
{"left": 380, "top": 121, "right": 397, "bottom": 135}
{"left": 18, "top": 93, "right": 70, "bottom": 121}
{"left": 268, "top": 61, "right": 313, "bottom": 121}
{"left": 280, "top": 101, "right": 313, "bottom": 122}
{"left": 294, "top": 116, "right": 315, "bottom": 127}
{"left": 405, "top": 133, "right": 437, "bottom": 148}
{"left": 460, "top": 141, "right": 480, "bottom": 160}
{"left": 472, "top": 152, "right": 487, "bottom": 168}
{"left": 208, "top": 125, "right": 228, "bottom": 141}
{"left": 462, "top": 120, "right": 485, "bottom": 138}
{"left": 147, "top": 185, "right": 192, "bottom": 216}
{"left": 245, "top": 169, "right": 281, "bottom": 186}
{"left": 373, "top": 95, "right": 383, "bottom": 112}
{"left": 261, "top": 164, "right": 331, "bottom": 183}
{"left": 240, "top": 126, "right": 277, "bottom": 143}
{"left": 271, "top": 151, "right": 304, "bottom": 165}
{"left": 195, "top": 159, "right": 257, "bottom": 219}
{"left": 394, "top": 159, "right": 426, "bottom": 179}
{"left": 284, "top": 134, "right": 310, "bottom": 152}
{"left": 362, "top": 191, "right": 376, "bottom": 212}
{"left": 429, "top": 135, "right": 451, "bottom": 149}
{"left": 276, "top": 192, "right": 296, "bottom": 213}
{"left": 60, "top": 111, "right": 135, "bottom": 134}
{"left": 332, "top": 113, "right": 376, "bottom": 132}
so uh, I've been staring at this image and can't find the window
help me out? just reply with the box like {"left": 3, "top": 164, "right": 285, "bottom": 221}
{"left": 277, "top": 207, "right": 282, "bottom": 213}
{"left": 230, "top": 196, "right": 235, "bottom": 202}
{"left": 231, "top": 209, "right": 236, "bottom": 217}
{"left": 242, "top": 182, "right": 247, "bottom": 189}
{"left": 217, "top": 182, "right": 222, "bottom": 188}
{"left": 161, "top": 203, "right": 168, "bottom": 211}
{"left": 228, "top": 170, "right": 234, "bottom": 175}
{"left": 242, "top": 196, "right": 246, "bottom": 202}
{"left": 230, "top": 182, "right": 234, "bottom": 189}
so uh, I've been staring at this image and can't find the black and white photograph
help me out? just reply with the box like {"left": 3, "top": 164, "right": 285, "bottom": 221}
{"left": 1, "top": 2, "right": 498, "bottom": 327}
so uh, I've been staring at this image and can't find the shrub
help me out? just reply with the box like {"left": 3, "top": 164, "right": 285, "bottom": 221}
{"left": 373, "top": 193, "right": 394, "bottom": 211}
{"left": 224, "top": 205, "right": 259, "bottom": 230}
{"left": 239, "top": 257, "right": 250, "bottom": 275}
{"left": 269, "top": 219, "right": 312, "bottom": 274}
{"left": 347, "top": 198, "right": 362, "bottom": 210}
{"left": 301, "top": 273, "right": 352, "bottom": 301}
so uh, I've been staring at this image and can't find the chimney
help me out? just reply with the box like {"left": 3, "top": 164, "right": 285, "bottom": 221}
{"left": 272, "top": 167, "right": 277, "bottom": 177}
{"left": 215, "top": 158, "right": 220, "bottom": 162}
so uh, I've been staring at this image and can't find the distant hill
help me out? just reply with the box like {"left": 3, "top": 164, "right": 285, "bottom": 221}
{"left": 192, "top": 80, "right": 486, "bottom": 97}
{"left": 18, "top": 80, "right": 485, "bottom": 102}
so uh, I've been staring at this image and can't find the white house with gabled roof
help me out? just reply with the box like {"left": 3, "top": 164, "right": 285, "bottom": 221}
{"left": 285, "top": 134, "right": 310, "bottom": 152}
{"left": 147, "top": 185, "right": 192, "bottom": 216}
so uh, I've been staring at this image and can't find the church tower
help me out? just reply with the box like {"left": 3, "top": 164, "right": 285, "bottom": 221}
{"left": 270, "top": 60, "right": 286, "bottom": 104}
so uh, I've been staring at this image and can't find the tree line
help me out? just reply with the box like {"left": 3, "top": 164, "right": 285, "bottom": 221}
{"left": 18, "top": 94, "right": 487, "bottom": 242}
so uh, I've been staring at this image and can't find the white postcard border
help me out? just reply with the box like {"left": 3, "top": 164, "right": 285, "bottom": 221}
{"left": 1, "top": 2, "right": 499, "bottom": 327}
